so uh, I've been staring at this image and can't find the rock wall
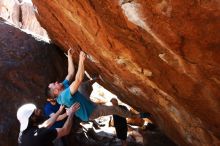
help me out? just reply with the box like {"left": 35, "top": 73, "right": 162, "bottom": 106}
{"left": 32, "top": 0, "right": 220, "bottom": 146}
{"left": 0, "top": 18, "right": 66, "bottom": 146}
{"left": 0, "top": 0, "right": 48, "bottom": 38}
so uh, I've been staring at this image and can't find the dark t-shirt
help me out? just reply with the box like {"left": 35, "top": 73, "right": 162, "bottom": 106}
{"left": 44, "top": 102, "right": 66, "bottom": 129}
{"left": 19, "top": 126, "right": 57, "bottom": 146}
{"left": 113, "top": 105, "right": 128, "bottom": 128}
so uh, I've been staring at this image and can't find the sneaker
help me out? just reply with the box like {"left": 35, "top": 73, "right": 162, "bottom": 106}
{"left": 140, "top": 112, "right": 151, "bottom": 118}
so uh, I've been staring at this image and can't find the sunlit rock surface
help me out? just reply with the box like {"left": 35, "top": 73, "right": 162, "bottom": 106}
{"left": 0, "top": 0, "right": 48, "bottom": 38}
{"left": 32, "top": 0, "right": 220, "bottom": 145}
{"left": 0, "top": 18, "right": 175, "bottom": 146}
{"left": 0, "top": 18, "right": 66, "bottom": 146}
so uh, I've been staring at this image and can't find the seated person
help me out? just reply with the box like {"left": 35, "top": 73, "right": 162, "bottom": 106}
{"left": 17, "top": 103, "right": 80, "bottom": 146}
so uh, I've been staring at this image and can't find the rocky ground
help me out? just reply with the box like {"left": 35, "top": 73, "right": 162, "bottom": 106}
{"left": 66, "top": 117, "right": 177, "bottom": 146}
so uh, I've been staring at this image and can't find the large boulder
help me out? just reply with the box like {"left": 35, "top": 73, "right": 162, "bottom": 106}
{"left": 0, "top": 18, "right": 66, "bottom": 146}
{"left": 0, "top": 0, "right": 48, "bottom": 38}
{"left": 32, "top": 0, "right": 220, "bottom": 146}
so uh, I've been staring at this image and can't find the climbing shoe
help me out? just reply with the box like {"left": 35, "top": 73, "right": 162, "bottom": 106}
{"left": 140, "top": 112, "right": 151, "bottom": 118}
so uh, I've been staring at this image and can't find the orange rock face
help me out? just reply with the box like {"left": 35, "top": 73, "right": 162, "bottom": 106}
{"left": 0, "top": 0, "right": 48, "bottom": 38}
{"left": 32, "top": 0, "right": 220, "bottom": 146}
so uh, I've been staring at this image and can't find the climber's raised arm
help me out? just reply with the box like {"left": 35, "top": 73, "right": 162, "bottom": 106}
{"left": 65, "top": 48, "right": 75, "bottom": 82}
{"left": 69, "top": 51, "right": 86, "bottom": 95}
